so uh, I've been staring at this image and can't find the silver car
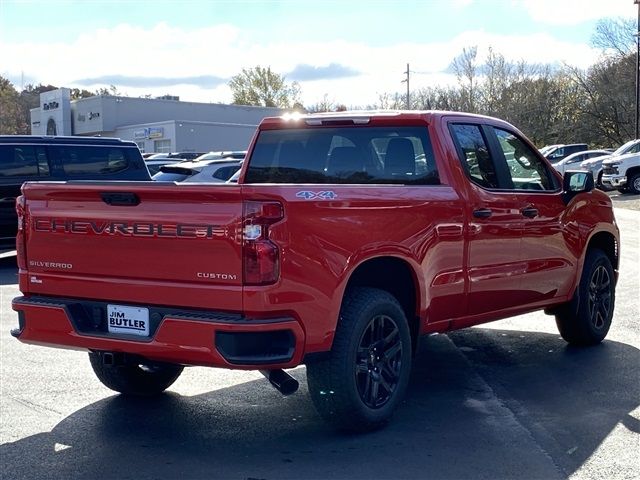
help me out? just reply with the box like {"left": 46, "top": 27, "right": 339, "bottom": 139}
{"left": 551, "top": 149, "right": 610, "bottom": 176}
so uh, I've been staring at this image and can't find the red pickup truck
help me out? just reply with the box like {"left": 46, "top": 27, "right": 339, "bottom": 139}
{"left": 12, "top": 111, "right": 619, "bottom": 432}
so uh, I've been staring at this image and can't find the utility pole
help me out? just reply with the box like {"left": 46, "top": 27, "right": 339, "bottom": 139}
{"left": 633, "top": 0, "right": 640, "bottom": 138}
{"left": 401, "top": 63, "right": 410, "bottom": 110}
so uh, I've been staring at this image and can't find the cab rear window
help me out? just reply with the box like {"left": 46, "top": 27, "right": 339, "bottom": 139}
{"left": 245, "top": 127, "right": 438, "bottom": 185}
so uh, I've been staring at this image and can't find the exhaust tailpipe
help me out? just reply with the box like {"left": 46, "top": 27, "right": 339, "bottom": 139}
{"left": 260, "top": 369, "right": 299, "bottom": 396}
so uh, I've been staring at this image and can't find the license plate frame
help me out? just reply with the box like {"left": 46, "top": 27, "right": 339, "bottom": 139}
{"left": 107, "top": 304, "right": 150, "bottom": 337}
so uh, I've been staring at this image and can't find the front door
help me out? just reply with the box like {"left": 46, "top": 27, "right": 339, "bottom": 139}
{"left": 448, "top": 123, "right": 524, "bottom": 318}
{"left": 491, "top": 127, "right": 577, "bottom": 305}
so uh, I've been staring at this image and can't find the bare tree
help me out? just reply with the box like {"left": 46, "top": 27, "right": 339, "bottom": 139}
{"left": 452, "top": 46, "right": 479, "bottom": 112}
{"left": 591, "top": 17, "right": 635, "bottom": 58}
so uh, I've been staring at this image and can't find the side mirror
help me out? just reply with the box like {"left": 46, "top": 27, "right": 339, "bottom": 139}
{"left": 562, "top": 170, "right": 594, "bottom": 204}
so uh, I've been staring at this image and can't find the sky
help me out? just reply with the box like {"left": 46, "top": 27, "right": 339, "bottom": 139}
{"left": 0, "top": 0, "right": 636, "bottom": 107}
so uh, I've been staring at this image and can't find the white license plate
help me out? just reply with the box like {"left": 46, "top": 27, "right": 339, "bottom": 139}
{"left": 107, "top": 305, "right": 149, "bottom": 336}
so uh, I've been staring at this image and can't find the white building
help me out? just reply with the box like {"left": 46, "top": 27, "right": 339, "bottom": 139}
{"left": 30, "top": 88, "right": 285, "bottom": 153}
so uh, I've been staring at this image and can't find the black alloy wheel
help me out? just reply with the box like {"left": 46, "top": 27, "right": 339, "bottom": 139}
{"left": 587, "top": 264, "right": 612, "bottom": 330}
{"left": 355, "top": 314, "right": 403, "bottom": 409}
{"left": 306, "top": 287, "right": 412, "bottom": 432}
{"left": 555, "top": 248, "right": 615, "bottom": 346}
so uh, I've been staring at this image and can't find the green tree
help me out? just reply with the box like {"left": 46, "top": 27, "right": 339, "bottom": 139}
{"left": 70, "top": 88, "right": 96, "bottom": 100}
{"left": 0, "top": 76, "right": 25, "bottom": 134}
{"left": 229, "top": 66, "right": 300, "bottom": 108}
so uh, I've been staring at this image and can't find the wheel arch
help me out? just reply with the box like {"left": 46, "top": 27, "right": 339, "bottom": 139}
{"left": 626, "top": 165, "right": 640, "bottom": 177}
{"left": 586, "top": 230, "right": 619, "bottom": 275}
{"left": 342, "top": 256, "right": 421, "bottom": 350}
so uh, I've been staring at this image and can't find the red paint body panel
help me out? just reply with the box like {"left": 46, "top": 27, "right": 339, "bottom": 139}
{"left": 12, "top": 111, "right": 620, "bottom": 370}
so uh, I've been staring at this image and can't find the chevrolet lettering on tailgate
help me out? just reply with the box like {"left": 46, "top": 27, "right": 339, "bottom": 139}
{"left": 34, "top": 218, "right": 226, "bottom": 239}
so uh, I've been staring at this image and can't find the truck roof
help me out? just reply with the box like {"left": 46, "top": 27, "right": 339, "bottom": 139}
{"left": 259, "top": 110, "right": 506, "bottom": 128}
{"left": 0, "top": 135, "right": 137, "bottom": 147}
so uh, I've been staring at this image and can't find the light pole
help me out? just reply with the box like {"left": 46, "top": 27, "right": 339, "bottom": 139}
{"left": 635, "top": 0, "right": 640, "bottom": 138}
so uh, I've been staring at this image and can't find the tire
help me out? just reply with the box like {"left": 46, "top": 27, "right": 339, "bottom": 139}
{"left": 89, "top": 351, "right": 183, "bottom": 396}
{"left": 306, "top": 287, "right": 412, "bottom": 432}
{"left": 628, "top": 172, "right": 640, "bottom": 194}
{"left": 555, "top": 249, "right": 615, "bottom": 346}
{"left": 596, "top": 172, "right": 611, "bottom": 191}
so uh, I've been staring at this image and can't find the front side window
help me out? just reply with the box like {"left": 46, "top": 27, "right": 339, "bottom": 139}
{"left": 494, "top": 128, "right": 556, "bottom": 191}
{"left": 449, "top": 124, "right": 499, "bottom": 189}
{"left": 245, "top": 126, "right": 438, "bottom": 185}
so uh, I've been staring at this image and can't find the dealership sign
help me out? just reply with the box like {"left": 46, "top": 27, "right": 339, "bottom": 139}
{"left": 133, "top": 127, "right": 164, "bottom": 139}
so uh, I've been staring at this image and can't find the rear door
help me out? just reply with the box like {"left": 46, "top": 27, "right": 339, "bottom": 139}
{"left": 22, "top": 182, "right": 244, "bottom": 311}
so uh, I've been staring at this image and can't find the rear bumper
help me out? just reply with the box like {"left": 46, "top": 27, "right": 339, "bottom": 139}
{"left": 11, "top": 296, "right": 305, "bottom": 369}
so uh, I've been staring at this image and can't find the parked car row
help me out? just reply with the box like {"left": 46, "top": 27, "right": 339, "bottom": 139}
{"left": 147, "top": 150, "right": 246, "bottom": 182}
{"left": 545, "top": 139, "right": 640, "bottom": 194}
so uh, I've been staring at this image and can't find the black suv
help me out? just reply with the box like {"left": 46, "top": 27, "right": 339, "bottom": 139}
{"left": 0, "top": 136, "right": 151, "bottom": 251}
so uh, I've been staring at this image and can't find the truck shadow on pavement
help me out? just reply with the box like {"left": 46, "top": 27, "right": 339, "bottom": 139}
{"left": 2, "top": 330, "right": 638, "bottom": 480}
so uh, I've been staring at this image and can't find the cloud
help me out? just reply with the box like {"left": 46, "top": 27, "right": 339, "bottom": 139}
{"left": 287, "top": 63, "right": 360, "bottom": 81}
{"left": 0, "top": 22, "right": 603, "bottom": 107}
{"left": 73, "top": 74, "right": 227, "bottom": 88}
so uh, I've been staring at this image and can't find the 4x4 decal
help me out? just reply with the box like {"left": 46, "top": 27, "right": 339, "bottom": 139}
{"left": 295, "top": 191, "right": 338, "bottom": 200}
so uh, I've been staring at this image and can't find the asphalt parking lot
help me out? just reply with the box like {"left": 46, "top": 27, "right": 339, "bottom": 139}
{"left": 0, "top": 197, "right": 638, "bottom": 480}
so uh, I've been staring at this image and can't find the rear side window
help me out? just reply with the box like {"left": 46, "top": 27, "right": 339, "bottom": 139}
{"left": 50, "top": 146, "right": 131, "bottom": 176}
{"left": 245, "top": 126, "right": 438, "bottom": 185}
{"left": 212, "top": 165, "right": 241, "bottom": 181}
{"left": 0, "top": 145, "right": 49, "bottom": 178}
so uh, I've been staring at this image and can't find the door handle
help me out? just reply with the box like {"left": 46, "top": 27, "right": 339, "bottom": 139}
{"left": 472, "top": 208, "right": 492, "bottom": 219}
{"left": 521, "top": 207, "right": 538, "bottom": 218}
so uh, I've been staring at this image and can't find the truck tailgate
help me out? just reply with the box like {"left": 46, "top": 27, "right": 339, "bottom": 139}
{"left": 20, "top": 182, "right": 243, "bottom": 311}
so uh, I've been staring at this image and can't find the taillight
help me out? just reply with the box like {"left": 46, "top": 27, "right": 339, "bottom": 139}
{"left": 16, "top": 195, "right": 27, "bottom": 270}
{"left": 243, "top": 201, "right": 283, "bottom": 285}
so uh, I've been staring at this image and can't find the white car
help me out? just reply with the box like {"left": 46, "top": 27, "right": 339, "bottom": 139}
{"left": 580, "top": 139, "right": 640, "bottom": 188}
{"left": 551, "top": 149, "right": 610, "bottom": 176}
{"left": 601, "top": 151, "right": 640, "bottom": 194}
{"left": 145, "top": 159, "right": 180, "bottom": 176}
{"left": 152, "top": 158, "right": 243, "bottom": 183}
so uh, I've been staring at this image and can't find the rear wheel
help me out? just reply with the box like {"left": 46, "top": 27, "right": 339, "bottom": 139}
{"left": 306, "top": 287, "right": 412, "bottom": 432}
{"left": 89, "top": 351, "right": 183, "bottom": 396}
{"left": 555, "top": 249, "right": 615, "bottom": 346}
